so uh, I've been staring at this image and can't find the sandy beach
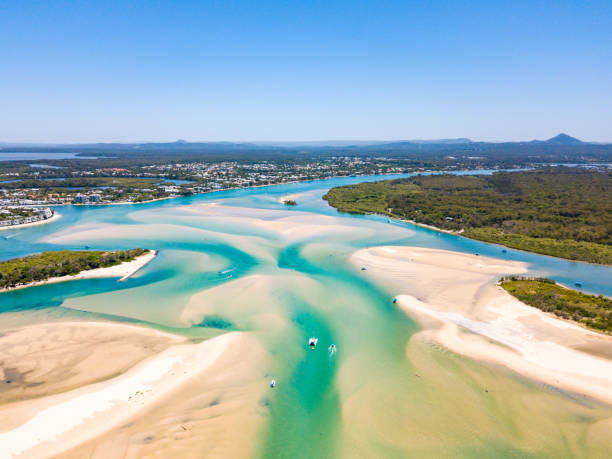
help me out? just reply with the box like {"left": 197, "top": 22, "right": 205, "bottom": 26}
{"left": 0, "top": 324, "right": 262, "bottom": 459}
{"left": 0, "top": 250, "right": 157, "bottom": 293}
{"left": 0, "top": 321, "right": 184, "bottom": 404}
{"left": 352, "top": 246, "right": 612, "bottom": 405}
{"left": 62, "top": 331, "right": 268, "bottom": 459}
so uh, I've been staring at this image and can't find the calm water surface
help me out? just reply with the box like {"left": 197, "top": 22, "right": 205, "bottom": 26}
{"left": 1, "top": 172, "right": 611, "bottom": 457}
{"left": 0, "top": 152, "right": 98, "bottom": 161}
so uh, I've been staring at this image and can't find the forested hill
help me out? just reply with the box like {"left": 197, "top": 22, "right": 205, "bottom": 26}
{"left": 323, "top": 168, "right": 612, "bottom": 264}
{"left": 0, "top": 249, "right": 149, "bottom": 290}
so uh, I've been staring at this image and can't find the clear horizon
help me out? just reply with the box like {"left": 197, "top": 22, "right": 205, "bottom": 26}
{"left": 1, "top": 1, "right": 611, "bottom": 143}
{"left": 2, "top": 133, "right": 609, "bottom": 145}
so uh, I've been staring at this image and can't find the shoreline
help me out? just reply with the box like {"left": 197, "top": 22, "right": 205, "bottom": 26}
{"left": 45, "top": 196, "right": 175, "bottom": 207}
{"left": 352, "top": 246, "right": 612, "bottom": 405}
{"left": 364, "top": 212, "right": 610, "bottom": 267}
{"left": 0, "top": 211, "right": 60, "bottom": 231}
{"left": 0, "top": 250, "right": 157, "bottom": 293}
{"left": 15, "top": 171, "right": 414, "bottom": 211}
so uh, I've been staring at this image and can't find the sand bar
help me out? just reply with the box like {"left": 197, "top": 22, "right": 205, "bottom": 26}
{"left": 0, "top": 321, "right": 184, "bottom": 405}
{"left": 0, "top": 329, "right": 241, "bottom": 459}
{"left": 352, "top": 246, "right": 612, "bottom": 404}
{"left": 0, "top": 250, "right": 157, "bottom": 293}
{"left": 62, "top": 330, "right": 269, "bottom": 458}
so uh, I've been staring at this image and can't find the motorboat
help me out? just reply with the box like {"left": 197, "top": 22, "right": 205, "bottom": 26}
{"left": 270, "top": 379, "right": 276, "bottom": 388}
{"left": 308, "top": 337, "right": 318, "bottom": 349}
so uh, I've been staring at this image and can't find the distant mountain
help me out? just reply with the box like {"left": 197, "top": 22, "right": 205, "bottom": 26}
{"left": 406, "top": 138, "right": 473, "bottom": 145}
{"left": 251, "top": 139, "right": 473, "bottom": 148}
{"left": 4, "top": 135, "right": 610, "bottom": 158}
{"left": 545, "top": 133, "right": 583, "bottom": 145}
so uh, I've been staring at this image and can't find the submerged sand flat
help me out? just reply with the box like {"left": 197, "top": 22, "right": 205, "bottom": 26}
{"left": 170, "top": 202, "right": 390, "bottom": 243}
{"left": 0, "top": 326, "right": 259, "bottom": 459}
{"left": 352, "top": 246, "right": 612, "bottom": 404}
{"left": 45, "top": 202, "right": 409, "bottom": 248}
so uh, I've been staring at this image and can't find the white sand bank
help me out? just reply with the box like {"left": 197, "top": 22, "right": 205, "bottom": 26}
{"left": 353, "top": 246, "right": 612, "bottom": 404}
{"left": 62, "top": 331, "right": 269, "bottom": 458}
{"left": 0, "top": 321, "right": 183, "bottom": 404}
{"left": 0, "top": 250, "right": 157, "bottom": 293}
{"left": 0, "top": 331, "right": 240, "bottom": 459}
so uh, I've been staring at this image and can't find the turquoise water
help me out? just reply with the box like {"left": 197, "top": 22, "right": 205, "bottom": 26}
{"left": 1, "top": 172, "right": 611, "bottom": 457}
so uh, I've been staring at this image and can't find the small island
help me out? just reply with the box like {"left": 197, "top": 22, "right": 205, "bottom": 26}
{"left": 283, "top": 199, "right": 297, "bottom": 206}
{"left": 500, "top": 276, "right": 611, "bottom": 333}
{"left": 323, "top": 168, "right": 612, "bottom": 264}
{"left": 0, "top": 248, "right": 156, "bottom": 291}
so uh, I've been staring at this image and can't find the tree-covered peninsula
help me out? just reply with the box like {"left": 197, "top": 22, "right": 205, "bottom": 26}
{"left": 0, "top": 248, "right": 149, "bottom": 290}
{"left": 323, "top": 168, "right": 612, "bottom": 264}
{"left": 500, "top": 277, "right": 611, "bottom": 333}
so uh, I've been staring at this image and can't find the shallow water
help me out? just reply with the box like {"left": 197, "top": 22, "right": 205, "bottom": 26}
{"left": 1, "top": 172, "right": 611, "bottom": 457}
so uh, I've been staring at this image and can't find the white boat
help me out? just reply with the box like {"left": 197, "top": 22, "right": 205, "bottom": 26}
{"left": 308, "top": 337, "right": 318, "bottom": 348}
{"left": 270, "top": 379, "right": 276, "bottom": 388}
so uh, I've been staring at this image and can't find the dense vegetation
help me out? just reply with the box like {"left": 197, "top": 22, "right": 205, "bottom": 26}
{"left": 500, "top": 277, "right": 611, "bottom": 332}
{"left": 0, "top": 248, "right": 149, "bottom": 290}
{"left": 283, "top": 199, "right": 297, "bottom": 206}
{"left": 0, "top": 177, "right": 161, "bottom": 189}
{"left": 323, "top": 168, "right": 612, "bottom": 264}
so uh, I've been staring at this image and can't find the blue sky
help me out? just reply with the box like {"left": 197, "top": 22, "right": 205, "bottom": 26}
{"left": 1, "top": 0, "right": 611, "bottom": 143}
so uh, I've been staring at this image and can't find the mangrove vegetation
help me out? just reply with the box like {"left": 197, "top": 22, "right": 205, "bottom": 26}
{"left": 500, "top": 277, "right": 611, "bottom": 333}
{"left": 0, "top": 248, "right": 149, "bottom": 290}
{"left": 323, "top": 168, "right": 612, "bottom": 264}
